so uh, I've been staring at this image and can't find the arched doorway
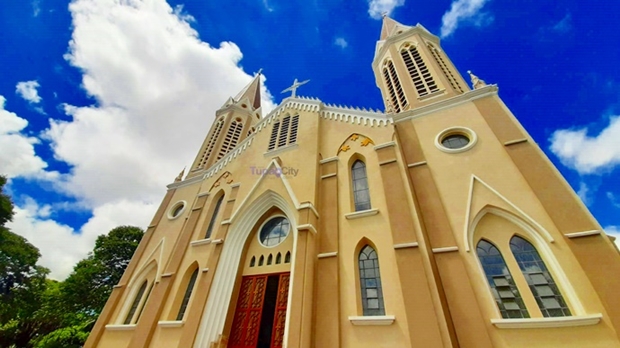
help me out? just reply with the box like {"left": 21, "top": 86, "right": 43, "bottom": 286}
{"left": 228, "top": 213, "right": 293, "bottom": 348}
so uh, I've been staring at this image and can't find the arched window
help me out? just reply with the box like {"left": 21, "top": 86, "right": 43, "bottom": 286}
{"left": 351, "top": 160, "right": 371, "bottom": 211}
{"left": 124, "top": 280, "right": 148, "bottom": 324}
{"left": 400, "top": 45, "right": 439, "bottom": 97}
{"left": 427, "top": 43, "right": 464, "bottom": 93}
{"left": 284, "top": 251, "right": 291, "bottom": 263}
{"left": 359, "top": 245, "right": 384, "bottom": 316}
{"left": 476, "top": 240, "right": 529, "bottom": 319}
{"left": 205, "top": 195, "right": 224, "bottom": 239}
{"left": 176, "top": 268, "right": 199, "bottom": 320}
{"left": 382, "top": 60, "right": 406, "bottom": 112}
{"left": 509, "top": 236, "right": 571, "bottom": 317}
{"left": 218, "top": 119, "right": 243, "bottom": 159}
{"left": 196, "top": 118, "right": 224, "bottom": 169}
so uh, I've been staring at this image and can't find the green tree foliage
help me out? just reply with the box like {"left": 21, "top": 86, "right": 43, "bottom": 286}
{"left": 0, "top": 176, "right": 50, "bottom": 347}
{"left": 0, "top": 175, "right": 145, "bottom": 347}
{"left": 61, "top": 226, "right": 144, "bottom": 317}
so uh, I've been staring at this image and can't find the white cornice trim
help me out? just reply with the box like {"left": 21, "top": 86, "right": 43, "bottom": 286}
{"left": 491, "top": 314, "right": 602, "bottom": 329}
{"left": 345, "top": 208, "right": 380, "bottom": 220}
{"left": 407, "top": 161, "right": 427, "bottom": 168}
{"left": 298, "top": 202, "right": 320, "bottom": 218}
{"left": 320, "top": 156, "right": 339, "bottom": 164}
{"left": 565, "top": 230, "right": 601, "bottom": 239}
{"left": 432, "top": 246, "right": 458, "bottom": 254}
{"left": 504, "top": 138, "right": 528, "bottom": 146}
{"left": 158, "top": 321, "right": 185, "bottom": 328}
{"left": 263, "top": 143, "right": 299, "bottom": 157}
{"left": 393, "top": 85, "right": 499, "bottom": 123}
{"left": 394, "top": 242, "right": 419, "bottom": 249}
{"left": 105, "top": 324, "right": 136, "bottom": 331}
{"left": 190, "top": 239, "right": 212, "bottom": 247}
{"left": 318, "top": 252, "right": 338, "bottom": 259}
{"left": 373, "top": 141, "right": 396, "bottom": 150}
{"left": 297, "top": 224, "right": 318, "bottom": 234}
{"left": 349, "top": 315, "right": 395, "bottom": 326}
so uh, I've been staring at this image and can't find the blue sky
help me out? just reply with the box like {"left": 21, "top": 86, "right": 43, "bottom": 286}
{"left": 1, "top": 0, "right": 619, "bottom": 278}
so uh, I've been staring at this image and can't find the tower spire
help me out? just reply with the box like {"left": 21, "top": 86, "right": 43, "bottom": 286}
{"left": 234, "top": 70, "right": 262, "bottom": 110}
{"left": 380, "top": 15, "right": 410, "bottom": 40}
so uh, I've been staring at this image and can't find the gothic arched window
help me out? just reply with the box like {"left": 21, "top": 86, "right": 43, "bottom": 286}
{"left": 400, "top": 45, "right": 439, "bottom": 97}
{"left": 205, "top": 195, "right": 224, "bottom": 239}
{"left": 124, "top": 280, "right": 148, "bottom": 324}
{"left": 427, "top": 43, "right": 464, "bottom": 93}
{"left": 358, "top": 245, "right": 385, "bottom": 316}
{"left": 196, "top": 118, "right": 224, "bottom": 169}
{"left": 476, "top": 239, "right": 529, "bottom": 319}
{"left": 176, "top": 268, "right": 199, "bottom": 320}
{"left": 218, "top": 119, "right": 244, "bottom": 159}
{"left": 382, "top": 60, "right": 406, "bottom": 112}
{"left": 509, "top": 236, "right": 571, "bottom": 317}
{"left": 351, "top": 160, "right": 371, "bottom": 211}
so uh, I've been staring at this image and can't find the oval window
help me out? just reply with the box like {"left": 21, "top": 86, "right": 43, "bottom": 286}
{"left": 259, "top": 217, "right": 290, "bottom": 247}
{"left": 441, "top": 134, "right": 470, "bottom": 149}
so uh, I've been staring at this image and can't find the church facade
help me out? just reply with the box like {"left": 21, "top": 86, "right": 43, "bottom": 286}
{"left": 85, "top": 16, "right": 620, "bottom": 348}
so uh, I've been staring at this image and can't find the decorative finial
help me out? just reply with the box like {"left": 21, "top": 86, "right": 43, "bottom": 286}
{"left": 281, "top": 78, "right": 310, "bottom": 98}
{"left": 257, "top": 68, "right": 263, "bottom": 75}
{"left": 381, "top": 11, "right": 388, "bottom": 18}
{"left": 175, "top": 167, "right": 185, "bottom": 182}
{"left": 468, "top": 70, "right": 487, "bottom": 90}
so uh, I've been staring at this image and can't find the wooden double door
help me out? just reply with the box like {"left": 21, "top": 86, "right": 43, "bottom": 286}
{"left": 229, "top": 273, "right": 290, "bottom": 348}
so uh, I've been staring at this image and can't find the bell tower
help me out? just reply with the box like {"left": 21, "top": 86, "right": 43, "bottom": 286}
{"left": 187, "top": 72, "right": 263, "bottom": 178}
{"left": 372, "top": 15, "right": 470, "bottom": 112}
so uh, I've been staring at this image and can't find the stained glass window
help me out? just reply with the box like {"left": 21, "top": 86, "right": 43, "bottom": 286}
{"left": 477, "top": 239, "right": 529, "bottom": 318}
{"left": 509, "top": 236, "right": 571, "bottom": 317}
{"left": 359, "top": 245, "right": 385, "bottom": 316}
{"left": 176, "top": 268, "right": 198, "bottom": 320}
{"left": 352, "top": 160, "right": 371, "bottom": 212}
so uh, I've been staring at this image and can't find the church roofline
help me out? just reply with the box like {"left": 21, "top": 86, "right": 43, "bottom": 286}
{"left": 170, "top": 95, "right": 391, "bottom": 188}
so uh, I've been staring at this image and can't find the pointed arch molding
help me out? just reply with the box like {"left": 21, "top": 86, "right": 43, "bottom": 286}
{"left": 464, "top": 175, "right": 554, "bottom": 252}
{"left": 127, "top": 238, "right": 165, "bottom": 288}
{"left": 337, "top": 133, "right": 375, "bottom": 155}
{"left": 194, "top": 159, "right": 315, "bottom": 347}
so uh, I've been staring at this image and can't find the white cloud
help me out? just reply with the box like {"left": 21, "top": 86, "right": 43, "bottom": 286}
{"left": 7, "top": 0, "right": 277, "bottom": 279}
{"left": 604, "top": 226, "right": 620, "bottom": 250}
{"left": 0, "top": 96, "right": 48, "bottom": 178}
{"left": 608, "top": 192, "right": 620, "bottom": 209}
{"left": 577, "top": 182, "right": 592, "bottom": 206}
{"left": 15, "top": 80, "right": 42, "bottom": 104}
{"left": 368, "top": 0, "right": 405, "bottom": 20}
{"left": 549, "top": 116, "right": 620, "bottom": 175}
{"left": 440, "top": 0, "right": 492, "bottom": 38}
{"left": 7, "top": 199, "right": 155, "bottom": 279}
{"left": 334, "top": 37, "right": 348, "bottom": 49}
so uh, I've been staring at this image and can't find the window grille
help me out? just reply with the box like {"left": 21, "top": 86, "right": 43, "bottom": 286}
{"left": 401, "top": 45, "right": 439, "bottom": 97}
{"left": 428, "top": 44, "right": 463, "bottom": 93}
{"left": 267, "top": 115, "right": 300, "bottom": 151}
{"left": 196, "top": 119, "right": 224, "bottom": 169}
